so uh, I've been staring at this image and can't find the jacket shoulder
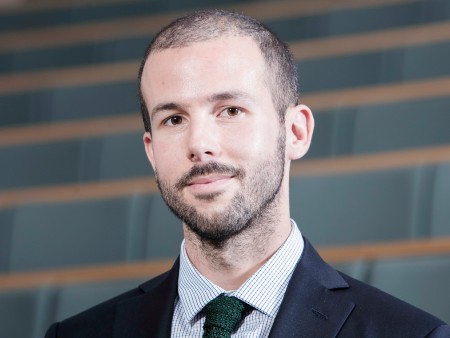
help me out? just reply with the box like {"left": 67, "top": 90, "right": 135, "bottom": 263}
{"left": 45, "top": 269, "right": 173, "bottom": 338}
{"left": 337, "top": 272, "right": 449, "bottom": 337}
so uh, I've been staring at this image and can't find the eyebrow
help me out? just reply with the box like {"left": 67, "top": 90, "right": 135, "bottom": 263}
{"left": 207, "top": 91, "right": 253, "bottom": 103}
{"left": 150, "top": 102, "right": 185, "bottom": 121}
{"left": 150, "top": 91, "right": 253, "bottom": 120}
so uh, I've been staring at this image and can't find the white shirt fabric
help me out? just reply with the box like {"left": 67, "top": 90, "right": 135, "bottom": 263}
{"left": 171, "top": 220, "right": 304, "bottom": 337}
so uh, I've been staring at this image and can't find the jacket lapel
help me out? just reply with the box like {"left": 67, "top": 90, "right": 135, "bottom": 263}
{"left": 269, "top": 239, "right": 355, "bottom": 338}
{"left": 113, "top": 259, "right": 180, "bottom": 338}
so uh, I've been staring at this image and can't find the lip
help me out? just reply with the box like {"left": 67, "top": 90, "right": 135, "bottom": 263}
{"left": 188, "top": 174, "right": 233, "bottom": 185}
{"left": 186, "top": 174, "right": 234, "bottom": 193}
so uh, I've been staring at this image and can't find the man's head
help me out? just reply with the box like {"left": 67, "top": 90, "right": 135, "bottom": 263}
{"left": 139, "top": 10, "right": 313, "bottom": 246}
{"left": 138, "top": 9, "right": 298, "bottom": 133}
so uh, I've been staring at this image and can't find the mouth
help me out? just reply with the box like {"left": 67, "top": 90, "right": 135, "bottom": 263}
{"left": 175, "top": 162, "right": 244, "bottom": 192}
{"left": 188, "top": 174, "right": 234, "bottom": 185}
{"left": 186, "top": 174, "right": 235, "bottom": 194}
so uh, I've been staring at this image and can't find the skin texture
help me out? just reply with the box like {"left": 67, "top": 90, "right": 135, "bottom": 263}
{"left": 141, "top": 35, "right": 314, "bottom": 290}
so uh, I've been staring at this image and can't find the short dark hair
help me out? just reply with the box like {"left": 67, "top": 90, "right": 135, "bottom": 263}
{"left": 138, "top": 9, "right": 298, "bottom": 132}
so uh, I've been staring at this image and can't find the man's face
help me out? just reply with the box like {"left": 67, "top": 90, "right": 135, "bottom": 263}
{"left": 141, "top": 36, "right": 288, "bottom": 243}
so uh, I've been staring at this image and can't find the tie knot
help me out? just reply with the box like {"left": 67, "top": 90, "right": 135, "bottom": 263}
{"left": 202, "top": 294, "right": 252, "bottom": 338}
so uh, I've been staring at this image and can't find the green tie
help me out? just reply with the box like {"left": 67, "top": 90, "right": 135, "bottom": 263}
{"left": 202, "top": 294, "right": 252, "bottom": 338}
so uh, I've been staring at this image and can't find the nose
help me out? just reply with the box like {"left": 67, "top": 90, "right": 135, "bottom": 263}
{"left": 186, "top": 117, "right": 221, "bottom": 162}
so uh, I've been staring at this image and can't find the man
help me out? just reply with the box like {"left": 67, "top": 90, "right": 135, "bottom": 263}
{"left": 46, "top": 9, "right": 450, "bottom": 337}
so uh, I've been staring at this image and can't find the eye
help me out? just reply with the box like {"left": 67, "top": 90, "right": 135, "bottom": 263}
{"left": 163, "top": 115, "right": 184, "bottom": 126}
{"left": 219, "top": 107, "right": 243, "bottom": 118}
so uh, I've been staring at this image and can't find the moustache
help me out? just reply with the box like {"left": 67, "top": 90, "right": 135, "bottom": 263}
{"left": 175, "top": 162, "right": 244, "bottom": 190}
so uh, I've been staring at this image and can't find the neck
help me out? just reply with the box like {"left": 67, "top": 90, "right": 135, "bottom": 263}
{"left": 183, "top": 207, "right": 292, "bottom": 291}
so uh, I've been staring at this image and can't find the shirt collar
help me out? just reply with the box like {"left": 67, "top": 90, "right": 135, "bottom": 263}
{"left": 178, "top": 220, "right": 303, "bottom": 322}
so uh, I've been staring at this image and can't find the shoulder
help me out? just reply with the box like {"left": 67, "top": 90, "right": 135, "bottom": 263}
{"left": 45, "top": 268, "right": 175, "bottom": 338}
{"left": 293, "top": 239, "right": 449, "bottom": 337}
{"left": 337, "top": 272, "right": 450, "bottom": 337}
{"left": 45, "top": 284, "right": 146, "bottom": 338}
{"left": 45, "top": 287, "right": 141, "bottom": 338}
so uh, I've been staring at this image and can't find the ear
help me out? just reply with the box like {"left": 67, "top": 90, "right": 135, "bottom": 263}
{"left": 285, "top": 104, "right": 314, "bottom": 160}
{"left": 143, "top": 132, "right": 156, "bottom": 171}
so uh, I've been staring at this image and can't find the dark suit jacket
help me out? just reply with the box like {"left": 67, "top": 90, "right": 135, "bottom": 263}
{"left": 45, "top": 239, "right": 450, "bottom": 337}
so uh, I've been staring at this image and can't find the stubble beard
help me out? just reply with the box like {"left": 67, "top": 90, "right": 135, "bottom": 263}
{"left": 155, "top": 128, "right": 286, "bottom": 248}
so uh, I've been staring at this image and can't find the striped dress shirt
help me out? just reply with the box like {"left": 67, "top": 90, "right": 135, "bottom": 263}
{"left": 171, "top": 220, "right": 304, "bottom": 337}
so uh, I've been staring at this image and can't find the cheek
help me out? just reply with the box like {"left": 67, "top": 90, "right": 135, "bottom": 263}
{"left": 151, "top": 140, "right": 183, "bottom": 179}
{"left": 222, "top": 125, "right": 258, "bottom": 159}
{"left": 228, "top": 122, "right": 279, "bottom": 159}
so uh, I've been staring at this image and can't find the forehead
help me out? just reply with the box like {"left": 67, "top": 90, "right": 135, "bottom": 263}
{"left": 147, "top": 34, "right": 265, "bottom": 70}
{"left": 141, "top": 36, "right": 269, "bottom": 106}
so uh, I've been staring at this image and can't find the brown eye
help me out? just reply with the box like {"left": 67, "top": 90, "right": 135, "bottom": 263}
{"left": 164, "top": 115, "right": 183, "bottom": 126}
{"left": 220, "top": 107, "right": 242, "bottom": 118}
{"left": 227, "top": 107, "right": 240, "bottom": 116}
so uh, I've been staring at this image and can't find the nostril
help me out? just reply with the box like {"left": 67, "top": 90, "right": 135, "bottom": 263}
{"left": 188, "top": 149, "right": 216, "bottom": 163}
{"left": 186, "top": 127, "right": 221, "bottom": 161}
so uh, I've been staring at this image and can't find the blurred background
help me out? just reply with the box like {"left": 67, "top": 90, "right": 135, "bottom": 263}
{"left": 0, "top": 0, "right": 450, "bottom": 337}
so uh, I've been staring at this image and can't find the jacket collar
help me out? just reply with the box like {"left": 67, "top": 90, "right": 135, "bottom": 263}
{"left": 269, "top": 238, "right": 354, "bottom": 338}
